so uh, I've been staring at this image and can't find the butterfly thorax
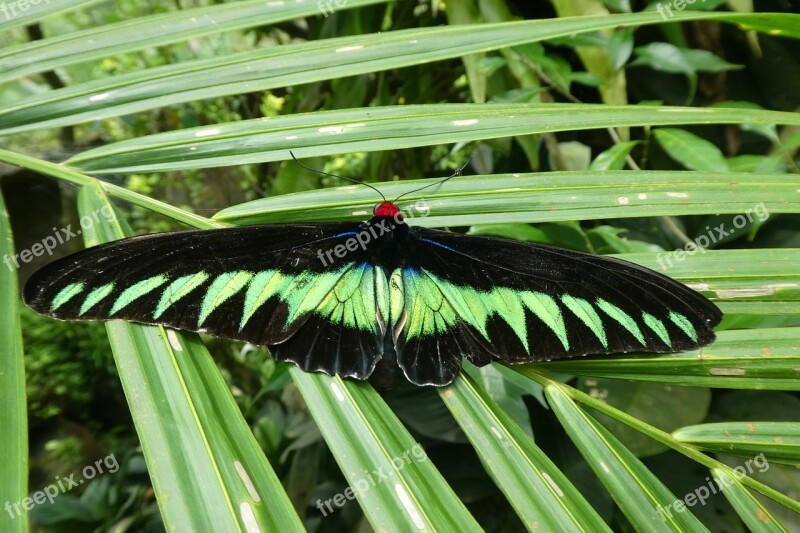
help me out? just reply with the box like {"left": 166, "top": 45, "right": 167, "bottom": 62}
{"left": 363, "top": 211, "right": 411, "bottom": 272}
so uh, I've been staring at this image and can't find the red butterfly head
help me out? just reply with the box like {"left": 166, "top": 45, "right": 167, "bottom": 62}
{"left": 374, "top": 201, "right": 402, "bottom": 219}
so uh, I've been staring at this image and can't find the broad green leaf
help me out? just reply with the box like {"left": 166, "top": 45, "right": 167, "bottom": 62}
{"left": 674, "top": 422, "right": 800, "bottom": 466}
{"left": 711, "top": 468, "right": 786, "bottom": 533}
{"left": 682, "top": 49, "right": 743, "bottom": 72}
{"left": 440, "top": 373, "right": 610, "bottom": 531}
{"left": 589, "top": 140, "right": 639, "bottom": 170}
{"left": 653, "top": 128, "right": 729, "bottom": 172}
{"left": 289, "top": 371, "right": 482, "bottom": 531}
{"left": 608, "top": 28, "right": 634, "bottom": 71}
{"left": 0, "top": 190, "right": 27, "bottom": 532}
{"left": 631, "top": 42, "right": 697, "bottom": 97}
{"left": 0, "top": 0, "right": 387, "bottom": 84}
{"left": 551, "top": 141, "right": 592, "bottom": 170}
{"left": 544, "top": 385, "right": 708, "bottom": 530}
{"left": 63, "top": 104, "right": 800, "bottom": 174}
{"left": 74, "top": 185, "right": 302, "bottom": 532}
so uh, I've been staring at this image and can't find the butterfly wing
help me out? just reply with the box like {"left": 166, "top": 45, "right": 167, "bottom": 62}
{"left": 23, "top": 223, "right": 388, "bottom": 379}
{"left": 390, "top": 226, "right": 722, "bottom": 385}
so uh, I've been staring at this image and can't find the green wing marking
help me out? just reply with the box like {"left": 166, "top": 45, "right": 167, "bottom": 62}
{"left": 391, "top": 268, "right": 699, "bottom": 357}
{"left": 155, "top": 272, "right": 210, "bottom": 319}
{"left": 79, "top": 283, "right": 115, "bottom": 316}
{"left": 595, "top": 298, "right": 645, "bottom": 345}
{"left": 198, "top": 271, "right": 254, "bottom": 327}
{"left": 560, "top": 295, "right": 608, "bottom": 348}
{"left": 669, "top": 311, "right": 698, "bottom": 342}
{"left": 643, "top": 312, "right": 672, "bottom": 347}
{"left": 51, "top": 282, "right": 84, "bottom": 311}
{"left": 110, "top": 275, "right": 168, "bottom": 315}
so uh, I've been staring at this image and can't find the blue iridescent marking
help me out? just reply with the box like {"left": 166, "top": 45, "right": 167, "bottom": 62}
{"left": 332, "top": 231, "right": 360, "bottom": 238}
{"left": 418, "top": 237, "right": 468, "bottom": 257}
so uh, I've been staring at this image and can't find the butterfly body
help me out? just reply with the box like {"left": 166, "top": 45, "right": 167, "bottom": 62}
{"left": 24, "top": 200, "right": 722, "bottom": 388}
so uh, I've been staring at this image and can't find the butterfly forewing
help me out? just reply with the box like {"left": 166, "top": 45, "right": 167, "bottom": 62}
{"left": 24, "top": 223, "right": 387, "bottom": 378}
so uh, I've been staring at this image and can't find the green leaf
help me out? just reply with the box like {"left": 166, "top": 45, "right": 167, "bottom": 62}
{"left": 211, "top": 170, "right": 800, "bottom": 228}
{"left": 73, "top": 185, "right": 303, "bottom": 531}
{"left": 682, "top": 49, "right": 743, "bottom": 72}
{"left": 589, "top": 140, "right": 639, "bottom": 170}
{"left": 468, "top": 223, "right": 551, "bottom": 243}
{"left": 631, "top": 42, "right": 697, "bottom": 97}
{"left": 3, "top": 11, "right": 800, "bottom": 135}
{"left": 63, "top": 104, "right": 800, "bottom": 174}
{"left": 653, "top": 128, "right": 729, "bottom": 172}
{"left": 544, "top": 385, "right": 708, "bottom": 530}
{"left": 289, "top": 371, "right": 482, "bottom": 530}
{"left": 608, "top": 27, "right": 634, "bottom": 71}
{"left": 440, "top": 373, "right": 610, "bottom": 530}
{"left": 711, "top": 468, "right": 787, "bottom": 533}
{"left": 0, "top": 189, "right": 27, "bottom": 531}
{"left": 538, "top": 326, "right": 800, "bottom": 390}
{"left": 578, "top": 378, "right": 711, "bottom": 457}
{"left": 0, "top": 0, "right": 387, "bottom": 84}
{"left": 673, "top": 422, "right": 800, "bottom": 466}
{"left": 0, "top": 0, "right": 102, "bottom": 32}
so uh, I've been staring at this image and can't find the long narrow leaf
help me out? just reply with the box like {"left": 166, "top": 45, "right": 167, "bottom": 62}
{"left": 711, "top": 468, "right": 786, "bottom": 533}
{"left": 211, "top": 170, "right": 800, "bottom": 227}
{"left": 440, "top": 372, "right": 610, "bottom": 531}
{"left": 64, "top": 104, "right": 800, "bottom": 173}
{"left": 673, "top": 422, "right": 800, "bottom": 466}
{"left": 0, "top": 189, "right": 27, "bottom": 532}
{"left": 535, "top": 327, "right": 800, "bottom": 390}
{"left": 76, "top": 184, "right": 303, "bottom": 531}
{"left": 2, "top": 12, "right": 799, "bottom": 134}
{"left": 544, "top": 385, "right": 708, "bottom": 531}
{"left": 0, "top": 0, "right": 386, "bottom": 85}
{"left": 290, "top": 370, "right": 482, "bottom": 530}
{"left": 0, "top": 0, "right": 101, "bottom": 32}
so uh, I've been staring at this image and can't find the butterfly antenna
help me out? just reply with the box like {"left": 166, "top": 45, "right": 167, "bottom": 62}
{"left": 289, "top": 151, "right": 386, "bottom": 202}
{"left": 392, "top": 155, "right": 472, "bottom": 203}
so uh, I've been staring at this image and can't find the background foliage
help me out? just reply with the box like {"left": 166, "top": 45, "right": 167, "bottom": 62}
{"left": 1, "top": 0, "right": 799, "bottom": 531}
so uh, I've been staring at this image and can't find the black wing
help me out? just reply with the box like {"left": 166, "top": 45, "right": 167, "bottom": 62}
{"left": 390, "top": 226, "right": 722, "bottom": 385}
{"left": 23, "top": 223, "right": 388, "bottom": 380}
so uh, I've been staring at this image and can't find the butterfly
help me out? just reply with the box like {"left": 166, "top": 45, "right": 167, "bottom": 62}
{"left": 24, "top": 154, "right": 722, "bottom": 389}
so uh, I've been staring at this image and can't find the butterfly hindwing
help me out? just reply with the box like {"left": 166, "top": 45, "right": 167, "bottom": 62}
{"left": 387, "top": 226, "right": 721, "bottom": 383}
{"left": 272, "top": 262, "right": 389, "bottom": 379}
{"left": 23, "top": 223, "right": 387, "bottom": 378}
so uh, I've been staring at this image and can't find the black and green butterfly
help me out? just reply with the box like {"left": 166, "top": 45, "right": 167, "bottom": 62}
{"left": 24, "top": 167, "right": 722, "bottom": 389}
